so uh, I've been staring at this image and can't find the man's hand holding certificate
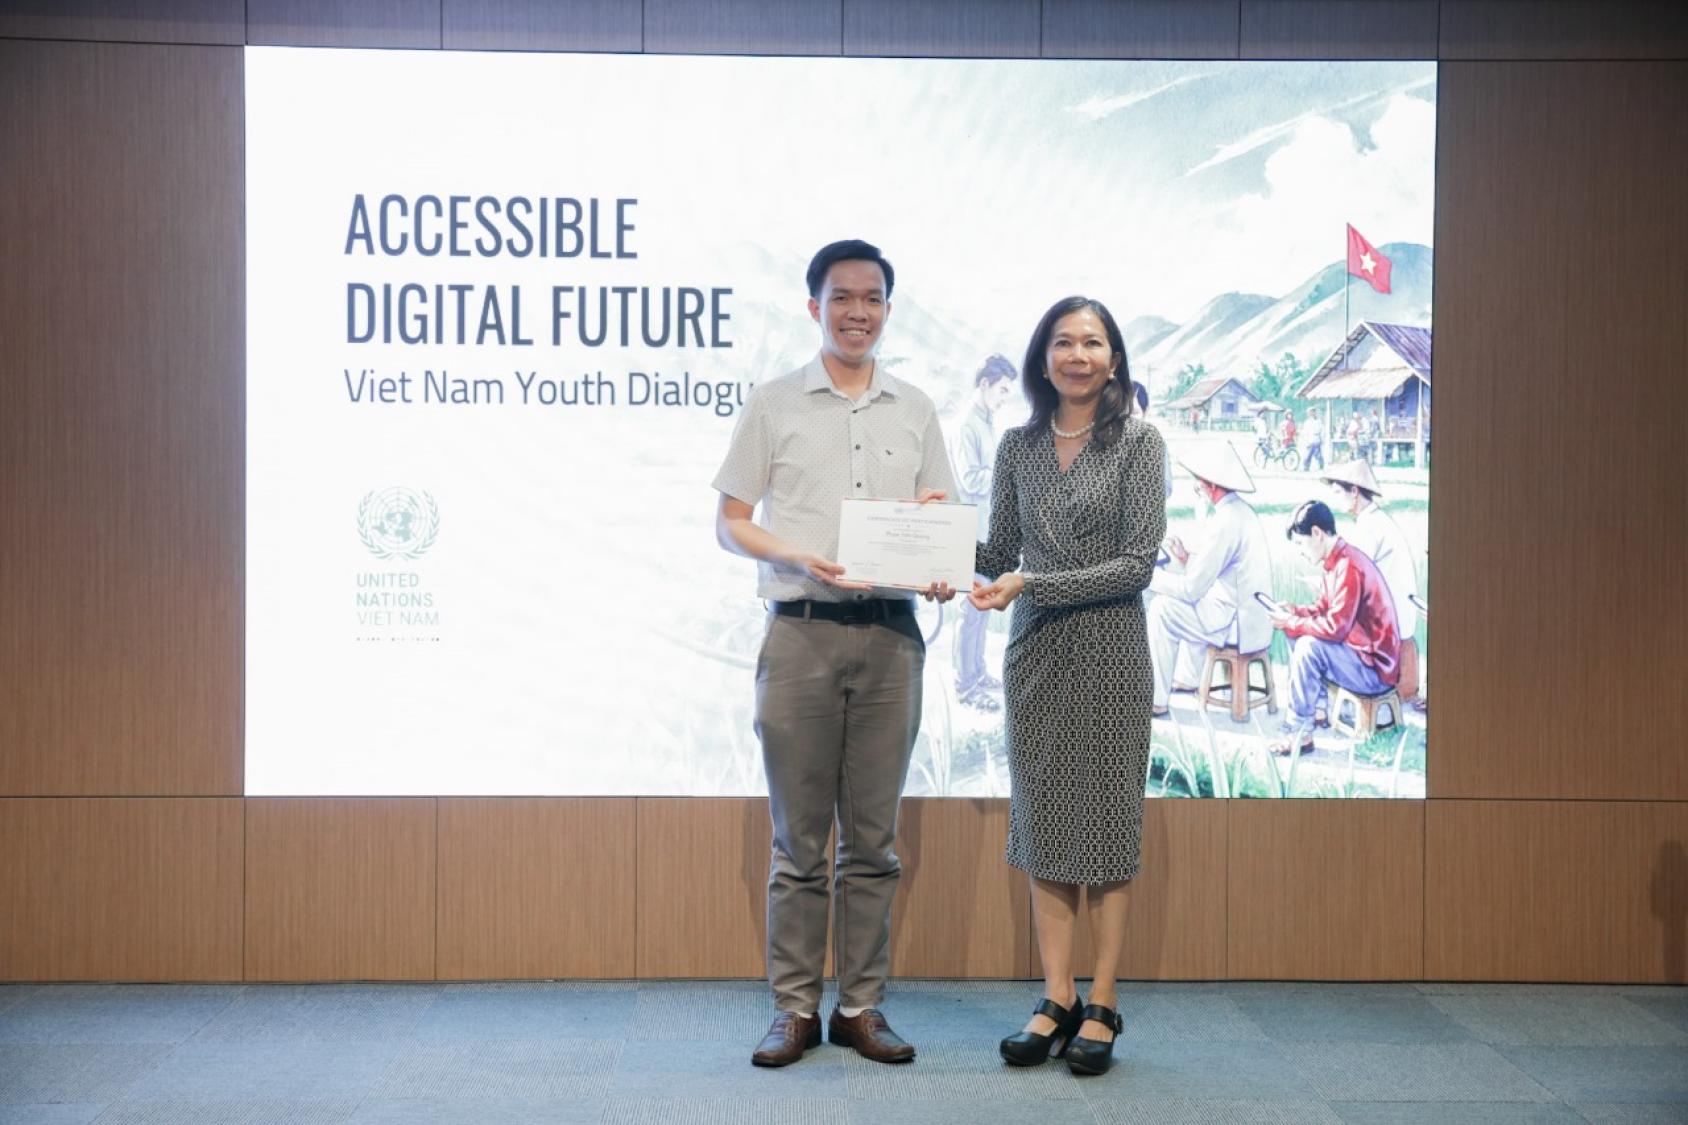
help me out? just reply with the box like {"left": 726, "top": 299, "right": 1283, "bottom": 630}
{"left": 836, "top": 497, "right": 978, "bottom": 594}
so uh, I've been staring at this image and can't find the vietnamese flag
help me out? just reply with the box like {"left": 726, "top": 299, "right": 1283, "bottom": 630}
{"left": 1346, "top": 223, "right": 1392, "bottom": 294}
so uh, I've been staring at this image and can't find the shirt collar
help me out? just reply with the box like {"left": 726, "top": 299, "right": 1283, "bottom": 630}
{"left": 802, "top": 352, "right": 897, "bottom": 402}
{"left": 1324, "top": 537, "right": 1350, "bottom": 570}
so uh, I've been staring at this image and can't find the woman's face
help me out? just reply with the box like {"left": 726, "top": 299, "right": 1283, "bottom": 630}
{"left": 1044, "top": 308, "right": 1118, "bottom": 408}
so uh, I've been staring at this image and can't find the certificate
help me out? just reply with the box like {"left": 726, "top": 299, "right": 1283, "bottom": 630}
{"left": 836, "top": 498, "right": 978, "bottom": 592}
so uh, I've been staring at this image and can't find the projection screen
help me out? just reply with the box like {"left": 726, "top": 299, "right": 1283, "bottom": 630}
{"left": 245, "top": 49, "right": 1435, "bottom": 797}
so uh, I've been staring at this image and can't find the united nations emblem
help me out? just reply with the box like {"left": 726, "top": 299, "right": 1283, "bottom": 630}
{"left": 357, "top": 486, "right": 440, "bottom": 561}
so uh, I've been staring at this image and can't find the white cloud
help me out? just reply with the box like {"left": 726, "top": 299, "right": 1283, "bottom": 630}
{"left": 1209, "top": 94, "right": 1437, "bottom": 298}
{"left": 1068, "top": 73, "right": 1209, "bottom": 121}
{"left": 1184, "top": 75, "right": 1434, "bottom": 177}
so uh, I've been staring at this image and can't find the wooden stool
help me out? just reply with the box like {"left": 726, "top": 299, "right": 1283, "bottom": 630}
{"left": 1328, "top": 683, "right": 1401, "bottom": 738}
{"left": 1197, "top": 645, "right": 1277, "bottom": 722}
{"left": 1397, "top": 638, "right": 1420, "bottom": 701}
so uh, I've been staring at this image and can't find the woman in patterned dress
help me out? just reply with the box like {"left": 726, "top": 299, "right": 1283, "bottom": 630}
{"left": 971, "top": 296, "right": 1166, "bottom": 1075}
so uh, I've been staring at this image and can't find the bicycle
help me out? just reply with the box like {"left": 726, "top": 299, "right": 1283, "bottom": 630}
{"left": 1251, "top": 439, "right": 1299, "bottom": 471}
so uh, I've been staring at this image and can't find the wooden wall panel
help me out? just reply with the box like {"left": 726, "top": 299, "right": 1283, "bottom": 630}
{"left": 1431, "top": 62, "right": 1688, "bottom": 800}
{"left": 0, "top": 799, "right": 242, "bottom": 981}
{"left": 1228, "top": 800, "right": 1424, "bottom": 979}
{"left": 442, "top": 0, "right": 640, "bottom": 53}
{"left": 645, "top": 0, "right": 841, "bottom": 56}
{"left": 0, "top": 0, "right": 243, "bottom": 44}
{"left": 1440, "top": 1, "right": 1688, "bottom": 60}
{"left": 1030, "top": 799, "right": 1229, "bottom": 982}
{"left": 245, "top": 799, "right": 435, "bottom": 980}
{"left": 888, "top": 799, "right": 1028, "bottom": 977}
{"left": 436, "top": 798, "right": 636, "bottom": 979}
{"left": 636, "top": 798, "right": 769, "bottom": 977}
{"left": 1042, "top": 0, "right": 1239, "bottom": 59}
{"left": 5, "top": 7, "right": 1687, "bottom": 991}
{"left": 1240, "top": 0, "right": 1437, "bottom": 59}
{"left": 246, "top": 0, "right": 440, "bottom": 48}
{"left": 845, "top": 0, "right": 1039, "bottom": 58}
{"left": 1426, "top": 800, "right": 1688, "bottom": 982}
{"left": 0, "top": 40, "right": 243, "bottom": 797}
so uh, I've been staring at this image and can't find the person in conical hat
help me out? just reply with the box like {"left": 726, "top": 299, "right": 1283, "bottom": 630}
{"left": 1321, "top": 456, "right": 1381, "bottom": 498}
{"left": 1146, "top": 440, "right": 1273, "bottom": 716}
{"left": 1321, "top": 458, "right": 1417, "bottom": 647}
{"left": 1176, "top": 442, "right": 1256, "bottom": 494}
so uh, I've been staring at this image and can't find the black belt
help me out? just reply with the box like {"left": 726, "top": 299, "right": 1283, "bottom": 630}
{"left": 772, "top": 598, "right": 915, "bottom": 625}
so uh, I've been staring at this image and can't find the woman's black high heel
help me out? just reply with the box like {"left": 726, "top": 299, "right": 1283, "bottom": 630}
{"left": 1065, "top": 1003, "right": 1124, "bottom": 1075}
{"left": 999, "top": 995, "right": 1086, "bottom": 1066}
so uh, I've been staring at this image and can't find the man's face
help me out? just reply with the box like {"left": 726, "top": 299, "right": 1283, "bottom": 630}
{"left": 809, "top": 259, "right": 889, "bottom": 367}
{"left": 1329, "top": 481, "right": 1362, "bottom": 516}
{"left": 1292, "top": 529, "right": 1327, "bottom": 565}
{"left": 982, "top": 377, "right": 1014, "bottom": 414}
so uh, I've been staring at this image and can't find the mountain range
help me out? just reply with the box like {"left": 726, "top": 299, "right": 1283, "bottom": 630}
{"left": 702, "top": 239, "right": 1432, "bottom": 412}
{"left": 1127, "top": 242, "right": 1433, "bottom": 397}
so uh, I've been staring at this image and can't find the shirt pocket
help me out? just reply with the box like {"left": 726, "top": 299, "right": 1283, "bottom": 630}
{"left": 868, "top": 443, "right": 923, "bottom": 499}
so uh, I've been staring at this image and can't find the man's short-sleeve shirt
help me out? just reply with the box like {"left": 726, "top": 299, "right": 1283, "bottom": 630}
{"left": 713, "top": 353, "right": 959, "bottom": 602}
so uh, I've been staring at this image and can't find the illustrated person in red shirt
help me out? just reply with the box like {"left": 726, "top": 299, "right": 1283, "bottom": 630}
{"left": 1265, "top": 500, "right": 1401, "bottom": 756}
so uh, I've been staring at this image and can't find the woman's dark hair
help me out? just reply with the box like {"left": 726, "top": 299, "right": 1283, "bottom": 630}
{"left": 1286, "top": 499, "right": 1338, "bottom": 538}
{"left": 1021, "top": 295, "right": 1134, "bottom": 445}
{"left": 806, "top": 239, "right": 895, "bottom": 299}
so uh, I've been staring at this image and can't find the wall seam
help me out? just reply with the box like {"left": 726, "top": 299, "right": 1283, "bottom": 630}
{"left": 241, "top": 798, "right": 251, "bottom": 981}
{"left": 633, "top": 798, "right": 642, "bottom": 976}
{"left": 433, "top": 799, "right": 440, "bottom": 980}
{"left": 1223, "top": 799, "right": 1231, "bottom": 979}
{"left": 1420, "top": 797, "right": 1428, "bottom": 980}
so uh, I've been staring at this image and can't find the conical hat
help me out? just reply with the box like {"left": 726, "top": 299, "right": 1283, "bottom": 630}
{"left": 1321, "top": 457, "right": 1382, "bottom": 496}
{"left": 1176, "top": 442, "right": 1256, "bottom": 493}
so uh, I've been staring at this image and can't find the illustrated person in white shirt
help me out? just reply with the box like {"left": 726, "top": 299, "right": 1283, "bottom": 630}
{"left": 1146, "top": 443, "right": 1273, "bottom": 714}
{"left": 950, "top": 354, "right": 1017, "bottom": 711}
{"left": 1322, "top": 457, "right": 1417, "bottom": 645}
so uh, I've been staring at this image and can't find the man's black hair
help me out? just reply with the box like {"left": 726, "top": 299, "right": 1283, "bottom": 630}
{"left": 974, "top": 354, "right": 1017, "bottom": 387}
{"left": 806, "top": 239, "right": 895, "bottom": 299}
{"left": 1286, "top": 499, "right": 1337, "bottom": 539}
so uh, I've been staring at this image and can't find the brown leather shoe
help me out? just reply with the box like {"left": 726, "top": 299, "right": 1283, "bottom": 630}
{"left": 828, "top": 1007, "right": 916, "bottom": 1063}
{"left": 751, "top": 1011, "right": 821, "bottom": 1067}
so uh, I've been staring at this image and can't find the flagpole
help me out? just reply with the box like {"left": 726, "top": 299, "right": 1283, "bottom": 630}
{"left": 1342, "top": 224, "right": 1351, "bottom": 371}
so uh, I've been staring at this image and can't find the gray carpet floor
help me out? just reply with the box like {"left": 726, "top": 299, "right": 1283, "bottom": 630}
{"left": 2, "top": 980, "right": 1686, "bottom": 1123}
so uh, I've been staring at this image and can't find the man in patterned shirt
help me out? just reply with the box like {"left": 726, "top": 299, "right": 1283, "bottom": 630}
{"left": 713, "top": 239, "right": 958, "bottom": 1068}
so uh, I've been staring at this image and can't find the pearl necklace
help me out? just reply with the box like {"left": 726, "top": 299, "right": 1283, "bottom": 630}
{"left": 1051, "top": 419, "right": 1095, "bottom": 439}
